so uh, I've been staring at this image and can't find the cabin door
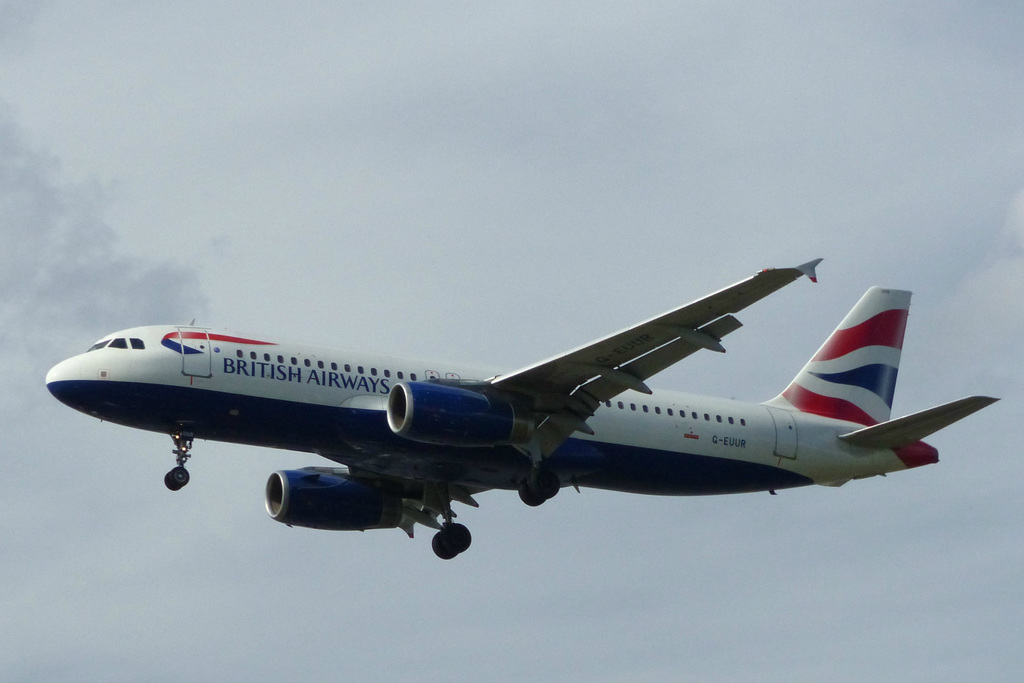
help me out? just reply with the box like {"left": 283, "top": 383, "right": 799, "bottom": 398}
{"left": 176, "top": 327, "right": 213, "bottom": 378}
{"left": 766, "top": 407, "right": 798, "bottom": 459}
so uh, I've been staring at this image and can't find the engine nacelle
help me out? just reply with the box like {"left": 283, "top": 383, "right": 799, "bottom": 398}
{"left": 265, "top": 469, "right": 403, "bottom": 531}
{"left": 386, "top": 381, "right": 534, "bottom": 447}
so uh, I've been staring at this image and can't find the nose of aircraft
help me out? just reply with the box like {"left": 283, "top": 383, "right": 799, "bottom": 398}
{"left": 46, "top": 356, "right": 86, "bottom": 407}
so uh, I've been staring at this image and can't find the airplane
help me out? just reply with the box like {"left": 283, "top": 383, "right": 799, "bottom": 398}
{"left": 45, "top": 260, "right": 997, "bottom": 559}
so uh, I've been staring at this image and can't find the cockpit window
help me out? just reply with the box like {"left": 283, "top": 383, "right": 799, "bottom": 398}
{"left": 130, "top": 338, "right": 145, "bottom": 350}
{"left": 87, "top": 340, "right": 111, "bottom": 352}
{"left": 108, "top": 338, "right": 128, "bottom": 349}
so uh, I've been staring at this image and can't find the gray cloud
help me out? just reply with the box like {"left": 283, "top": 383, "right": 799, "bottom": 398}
{"left": 0, "top": 105, "right": 206, "bottom": 411}
{"left": 927, "top": 189, "right": 1024, "bottom": 396}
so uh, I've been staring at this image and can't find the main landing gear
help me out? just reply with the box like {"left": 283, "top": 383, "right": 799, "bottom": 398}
{"left": 432, "top": 523, "right": 472, "bottom": 560}
{"left": 164, "top": 428, "right": 193, "bottom": 491}
{"left": 518, "top": 466, "right": 560, "bottom": 507}
{"left": 431, "top": 483, "right": 473, "bottom": 560}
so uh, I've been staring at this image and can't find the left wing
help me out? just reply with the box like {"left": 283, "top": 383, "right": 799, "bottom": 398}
{"left": 492, "top": 259, "right": 822, "bottom": 455}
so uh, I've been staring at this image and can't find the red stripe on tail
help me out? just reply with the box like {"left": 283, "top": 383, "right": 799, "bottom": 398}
{"left": 812, "top": 308, "right": 908, "bottom": 362}
{"left": 782, "top": 383, "right": 878, "bottom": 426}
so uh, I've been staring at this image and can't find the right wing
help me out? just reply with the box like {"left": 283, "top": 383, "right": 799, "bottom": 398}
{"left": 492, "top": 259, "right": 823, "bottom": 455}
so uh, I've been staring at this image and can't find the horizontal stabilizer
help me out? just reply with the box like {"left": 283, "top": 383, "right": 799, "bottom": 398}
{"left": 838, "top": 396, "right": 999, "bottom": 448}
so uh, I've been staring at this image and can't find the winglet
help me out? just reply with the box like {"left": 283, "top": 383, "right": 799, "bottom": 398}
{"left": 796, "top": 258, "right": 823, "bottom": 283}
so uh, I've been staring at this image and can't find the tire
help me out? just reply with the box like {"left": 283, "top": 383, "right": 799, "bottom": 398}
{"left": 518, "top": 480, "right": 546, "bottom": 507}
{"left": 531, "top": 468, "right": 560, "bottom": 500}
{"left": 432, "top": 531, "right": 458, "bottom": 560}
{"left": 445, "top": 523, "right": 472, "bottom": 554}
{"left": 168, "top": 466, "right": 190, "bottom": 489}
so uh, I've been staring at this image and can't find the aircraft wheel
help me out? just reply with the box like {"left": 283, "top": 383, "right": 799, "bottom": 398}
{"left": 165, "top": 466, "right": 190, "bottom": 491}
{"left": 530, "top": 467, "right": 560, "bottom": 500}
{"left": 432, "top": 531, "right": 459, "bottom": 560}
{"left": 444, "top": 523, "right": 472, "bottom": 554}
{"left": 518, "top": 480, "right": 546, "bottom": 507}
{"left": 432, "top": 523, "right": 472, "bottom": 559}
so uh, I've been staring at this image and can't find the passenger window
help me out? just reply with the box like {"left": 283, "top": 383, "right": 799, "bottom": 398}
{"left": 304, "top": 359, "right": 311, "bottom": 367}
{"left": 264, "top": 353, "right": 271, "bottom": 362}
{"left": 630, "top": 404, "right": 636, "bottom": 411}
{"left": 667, "top": 409, "right": 674, "bottom": 416}
{"left": 384, "top": 369, "right": 391, "bottom": 378}
{"left": 411, "top": 373, "right": 418, "bottom": 381}
{"left": 331, "top": 362, "right": 338, "bottom": 371}
{"left": 642, "top": 405, "right": 649, "bottom": 413}
{"left": 277, "top": 355, "right": 284, "bottom": 364}
{"left": 291, "top": 357, "right": 298, "bottom": 365}
{"left": 371, "top": 368, "right": 377, "bottom": 376}
{"left": 130, "top": 338, "right": 145, "bottom": 350}
{"left": 87, "top": 340, "right": 111, "bottom": 352}
{"left": 344, "top": 364, "right": 351, "bottom": 373}
{"left": 728, "top": 417, "right": 734, "bottom": 425}
{"left": 108, "top": 338, "right": 128, "bottom": 349}
{"left": 704, "top": 413, "right": 710, "bottom": 421}
{"left": 691, "top": 412, "right": 698, "bottom": 420}
{"left": 358, "top": 366, "right": 364, "bottom": 374}
{"left": 236, "top": 350, "right": 243, "bottom": 358}
{"left": 740, "top": 419, "right": 747, "bottom": 427}
{"left": 397, "top": 371, "right": 404, "bottom": 380}
{"left": 655, "top": 406, "right": 661, "bottom": 415}
{"left": 716, "top": 415, "right": 722, "bottom": 423}
{"left": 250, "top": 351, "right": 257, "bottom": 360}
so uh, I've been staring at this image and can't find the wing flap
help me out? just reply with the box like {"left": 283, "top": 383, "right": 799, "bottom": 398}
{"left": 838, "top": 396, "right": 998, "bottom": 448}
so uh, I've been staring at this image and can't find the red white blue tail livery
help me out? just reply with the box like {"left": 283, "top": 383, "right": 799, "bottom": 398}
{"left": 772, "top": 287, "right": 910, "bottom": 426}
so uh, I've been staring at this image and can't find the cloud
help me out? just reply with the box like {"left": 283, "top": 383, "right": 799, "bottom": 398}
{"left": 928, "top": 189, "right": 1024, "bottom": 396}
{"left": 0, "top": 104, "right": 206, "bottom": 412}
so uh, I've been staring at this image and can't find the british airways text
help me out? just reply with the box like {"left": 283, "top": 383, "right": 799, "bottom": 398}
{"left": 222, "top": 358, "right": 390, "bottom": 394}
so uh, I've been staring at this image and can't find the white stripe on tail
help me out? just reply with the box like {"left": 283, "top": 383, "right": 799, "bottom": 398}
{"left": 766, "top": 287, "right": 912, "bottom": 425}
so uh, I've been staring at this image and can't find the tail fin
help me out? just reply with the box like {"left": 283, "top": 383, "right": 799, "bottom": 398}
{"left": 767, "top": 287, "right": 912, "bottom": 425}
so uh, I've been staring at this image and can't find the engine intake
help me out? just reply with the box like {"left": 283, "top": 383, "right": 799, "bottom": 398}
{"left": 387, "top": 381, "right": 534, "bottom": 447}
{"left": 265, "top": 469, "right": 402, "bottom": 531}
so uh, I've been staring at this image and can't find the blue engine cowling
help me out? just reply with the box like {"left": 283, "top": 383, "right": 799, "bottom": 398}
{"left": 386, "top": 381, "right": 534, "bottom": 446}
{"left": 265, "top": 469, "right": 403, "bottom": 530}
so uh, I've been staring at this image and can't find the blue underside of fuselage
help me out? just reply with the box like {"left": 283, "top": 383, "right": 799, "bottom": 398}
{"left": 47, "top": 380, "right": 813, "bottom": 495}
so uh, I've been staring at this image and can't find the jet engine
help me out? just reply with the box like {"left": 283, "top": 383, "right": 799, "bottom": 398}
{"left": 265, "top": 469, "right": 403, "bottom": 531}
{"left": 386, "top": 381, "right": 534, "bottom": 447}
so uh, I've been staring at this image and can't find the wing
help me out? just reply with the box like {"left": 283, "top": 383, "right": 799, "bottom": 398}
{"left": 492, "top": 259, "right": 822, "bottom": 455}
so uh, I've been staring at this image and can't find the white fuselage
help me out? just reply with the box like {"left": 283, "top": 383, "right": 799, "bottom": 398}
{"left": 46, "top": 324, "right": 921, "bottom": 495}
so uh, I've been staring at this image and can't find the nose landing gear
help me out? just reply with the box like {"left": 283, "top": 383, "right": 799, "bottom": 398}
{"left": 164, "top": 428, "right": 194, "bottom": 491}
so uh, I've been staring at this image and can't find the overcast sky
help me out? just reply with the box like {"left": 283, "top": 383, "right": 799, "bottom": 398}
{"left": 2, "top": 2, "right": 1022, "bottom": 681}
